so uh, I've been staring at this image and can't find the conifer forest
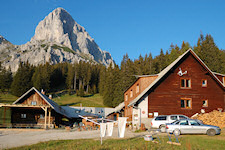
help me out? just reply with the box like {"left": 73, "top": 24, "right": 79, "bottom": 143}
{"left": 1, "top": 34, "right": 225, "bottom": 107}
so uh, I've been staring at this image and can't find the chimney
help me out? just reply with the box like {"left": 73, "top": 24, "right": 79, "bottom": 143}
{"left": 41, "top": 89, "right": 45, "bottom": 95}
{"left": 49, "top": 94, "right": 52, "bottom": 99}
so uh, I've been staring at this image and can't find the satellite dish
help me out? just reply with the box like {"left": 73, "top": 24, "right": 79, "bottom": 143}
{"left": 177, "top": 68, "right": 187, "bottom": 76}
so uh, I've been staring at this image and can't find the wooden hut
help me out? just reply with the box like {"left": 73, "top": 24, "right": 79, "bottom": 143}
{"left": 0, "top": 87, "right": 71, "bottom": 129}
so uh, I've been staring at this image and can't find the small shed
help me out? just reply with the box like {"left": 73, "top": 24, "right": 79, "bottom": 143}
{"left": 0, "top": 87, "right": 71, "bottom": 129}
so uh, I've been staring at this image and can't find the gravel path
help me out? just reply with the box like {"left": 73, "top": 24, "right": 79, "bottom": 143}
{"left": 0, "top": 128, "right": 150, "bottom": 149}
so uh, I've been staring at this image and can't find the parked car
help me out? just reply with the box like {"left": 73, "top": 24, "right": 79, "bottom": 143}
{"left": 150, "top": 115, "right": 189, "bottom": 132}
{"left": 166, "top": 119, "right": 221, "bottom": 136}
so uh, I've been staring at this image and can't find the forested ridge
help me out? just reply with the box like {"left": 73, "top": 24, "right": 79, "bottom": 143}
{"left": 0, "top": 34, "right": 225, "bottom": 107}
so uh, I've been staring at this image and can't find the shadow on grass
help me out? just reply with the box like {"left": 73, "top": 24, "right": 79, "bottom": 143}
{"left": 82, "top": 94, "right": 94, "bottom": 98}
{"left": 61, "top": 102, "right": 81, "bottom": 106}
{"left": 53, "top": 91, "right": 68, "bottom": 98}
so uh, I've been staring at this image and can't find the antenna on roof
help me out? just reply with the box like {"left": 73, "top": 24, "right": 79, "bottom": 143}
{"left": 177, "top": 68, "right": 187, "bottom": 76}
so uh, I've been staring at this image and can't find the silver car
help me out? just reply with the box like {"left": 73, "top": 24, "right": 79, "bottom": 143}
{"left": 166, "top": 119, "right": 221, "bottom": 136}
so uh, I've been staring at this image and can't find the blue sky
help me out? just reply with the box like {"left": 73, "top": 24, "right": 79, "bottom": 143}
{"left": 1, "top": 0, "right": 225, "bottom": 64}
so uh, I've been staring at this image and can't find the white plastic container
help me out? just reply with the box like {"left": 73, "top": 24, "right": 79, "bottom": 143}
{"left": 144, "top": 135, "right": 153, "bottom": 141}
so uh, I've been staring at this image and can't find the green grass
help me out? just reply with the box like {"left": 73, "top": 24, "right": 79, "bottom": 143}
{"left": 9, "top": 129, "right": 225, "bottom": 150}
{"left": 0, "top": 92, "right": 105, "bottom": 107}
{"left": 53, "top": 93, "right": 106, "bottom": 107}
{"left": 51, "top": 44, "right": 76, "bottom": 54}
{"left": 41, "top": 44, "right": 46, "bottom": 47}
{"left": 0, "top": 93, "right": 18, "bottom": 104}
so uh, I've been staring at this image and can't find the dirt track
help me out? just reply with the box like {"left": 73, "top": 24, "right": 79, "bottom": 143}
{"left": 0, "top": 128, "right": 150, "bottom": 149}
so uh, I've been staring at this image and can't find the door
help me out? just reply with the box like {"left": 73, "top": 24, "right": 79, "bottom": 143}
{"left": 179, "top": 120, "right": 191, "bottom": 134}
{"left": 189, "top": 120, "right": 205, "bottom": 134}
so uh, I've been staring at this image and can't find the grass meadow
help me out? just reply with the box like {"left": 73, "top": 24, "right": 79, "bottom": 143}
{"left": 9, "top": 128, "right": 225, "bottom": 150}
{"left": 0, "top": 92, "right": 105, "bottom": 107}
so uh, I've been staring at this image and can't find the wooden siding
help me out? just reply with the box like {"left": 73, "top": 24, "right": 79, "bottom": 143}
{"left": 11, "top": 108, "right": 55, "bottom": 125}
{"left": 148, "top": 54, "right": 225, "bottom": 117}
{"left": 124, "top": 76, "right": 157, "bottom": 121}
{"left": 21, "top": 92, "right": 48, "bottom": 106}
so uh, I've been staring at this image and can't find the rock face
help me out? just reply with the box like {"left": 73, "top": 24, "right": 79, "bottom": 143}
{"left": 0, "top": 8, "right": 114, "bottom": 72}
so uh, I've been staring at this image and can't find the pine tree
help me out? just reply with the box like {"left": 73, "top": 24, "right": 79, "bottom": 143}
{"left": 103, "top": 64, "right": 114, "bottom": 106}
{"left": 169, "top": 44, "right": 180, "bottom": 64}
{"left": 11, "top": 62, "right": 34, "bottom": 96}
{"left": 99, "top": 65, "right": 106, "bottom": 95}
{"left": 194, "top": 34, "right": 222, "bottom": 72}
{"left": 112, "top": 65, "right": 124, "bottom": 107}
{"left": 66, "top": 64, "right": 74, "bottom": 90}
{"left": 0, "top": 64, "right": 13, "bottom": 93}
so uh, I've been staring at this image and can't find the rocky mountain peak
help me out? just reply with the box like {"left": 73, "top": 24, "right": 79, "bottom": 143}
{"left": 0, "top": 35, "right": 8, "bottom": 44}
{"left": 0, "top": 8, "right": 114, "bottom": 72}
{"left": 31, "top": 7, "right": 87, "bottom": 53}
{"left": 0, "top": 35, "right": 13, "bottom": 50}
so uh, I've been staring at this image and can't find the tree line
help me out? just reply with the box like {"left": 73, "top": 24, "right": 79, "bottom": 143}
{"left": 0, "top": 61, "right": 101, "bottom": 97}
{"left": 99, "top": 34, "right": 225, "bottom": 107}
{"left": 0, "top": 34, "right": 225, "bottom": 107}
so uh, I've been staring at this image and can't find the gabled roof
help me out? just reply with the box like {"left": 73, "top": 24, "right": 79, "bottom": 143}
{"left": 213, "top": 72, "right": 225, "bottom": 77}
{"left": 128, "top": 49, "right": 225, "bottom": 107}
{"left": 114, "top": 102, "right": 125, "bottom": 112}
{"left": 13, "top": 87, "right": 71, "bottom": 118}
{"left": 134, "top": 74, "right": 159, "bottom": 78}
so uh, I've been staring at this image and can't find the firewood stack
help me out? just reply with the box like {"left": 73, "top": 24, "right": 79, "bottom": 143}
{"left": 192, "top": 110, "right": 225, "bottom": 128}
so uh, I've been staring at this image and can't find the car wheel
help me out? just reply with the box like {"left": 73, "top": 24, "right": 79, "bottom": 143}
{"left": 207, "top": 129, "right": 216, "bottom": 136}
{"left": 173, "top": 129, "right": 180, "bottom": 136}
{"left": 159, "top": 125, "right": 166, "bottom": 133}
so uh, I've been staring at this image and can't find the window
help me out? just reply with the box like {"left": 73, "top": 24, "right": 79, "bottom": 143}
{"left": 155, "top": 116, "right": 167, "bottom": 121}
{"left": 189, "top": 120, "right": 200, "bottom": 126}
{"left": 181, "top": 79, "right": 191, "bottom": 88}
{"left": 202, "top": 79, "right": 207, "bottom": 87}
{"left": 179, "top": 120, "right": 189, "bottom": 125}
{"left": 31, "top": 101, "right": 37, "bottom": 105}
{"left": 40, "top": 114, "right": 44, "bottom": 119}
{"left": 21, "top": 114, "right": 26, "bottom": 118}
{"left": 203, "top": 100, "right": 208, "bottom": 107}
{"left": 170, "top": 116, "right": 178, "bottom": 121}
{"left": 136, "top": 84, "right": 139, "bottom": 93}
{"left": 125, "top": 94, "right": 128, "bottom": 101}
{"left": 181, "top": 98, "right": 192, "bottom": 109}
{"left": 130, "top": 90, "right": 133, "bottom": 98}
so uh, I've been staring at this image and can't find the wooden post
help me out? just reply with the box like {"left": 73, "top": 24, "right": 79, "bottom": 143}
{"left": 48, "top": 108, "right": 51, "bottom": 128}
{"left": 44, "top": 107, "right": 47, "bottom": 129}
{"left": 3, "top": 107, "right": 6, "bottom": 125}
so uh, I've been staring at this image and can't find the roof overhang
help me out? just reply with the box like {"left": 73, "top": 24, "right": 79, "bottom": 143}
{"left": 128, "top": 49, "right": 225, "bottom": 107}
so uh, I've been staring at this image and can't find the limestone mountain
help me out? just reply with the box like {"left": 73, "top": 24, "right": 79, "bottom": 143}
{"left": 0, "top": 8, "right": 114, "bottom": 72}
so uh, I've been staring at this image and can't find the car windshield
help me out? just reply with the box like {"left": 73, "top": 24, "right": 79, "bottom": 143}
{"left": 189, "top": 120, "right": 200, "bottom": 126}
